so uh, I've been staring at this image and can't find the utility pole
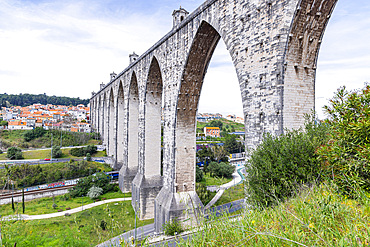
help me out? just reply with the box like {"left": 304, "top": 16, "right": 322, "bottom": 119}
{"left": 50, "top": 132, "right": 53, "bottom": 159}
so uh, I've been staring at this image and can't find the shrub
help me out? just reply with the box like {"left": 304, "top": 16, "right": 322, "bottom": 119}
{"left": 162, "top": 218, "right": 184, "bottom": 236}
{"left": 207, "top": 162, "right": 234, "bottom": 179}
{"left": 0, "top": 149, "right": 2, "bottom": 154}
{"left": 196, "top": 166, "right": 204, "bottom": 182}
{"left": 100, "top": 220, "right": 107, "bottom": 230}
{"left": 52, "top": 203, "right": 58, "bottom": 209}
{"left": 69, "top": 172, "right": 113, "bottom": 198}
{"left": 196, "top": 183, "right": 212, "bottom": 206}
{"left": 246, "top": 116, "right": 329, "bottom": 208}
{"left": 52, "top": 146, "right": 62, "bottom": 158}
{"left": 24, "top": 127, "right": 46, "bottom": 142}
{"left": 87, "top": 186, "right": 103, "bottom": 199}
{"left": 69, "top": 145, "right": 97, "bottom": 157}
{"left": 317, "top": 85, "right": 370, "bottom": 197}
{"left": 86, "top": 153, "right": 91, "bottom": 161}
{"left": 7, "top": 147, "right": 23, "bottom": 160}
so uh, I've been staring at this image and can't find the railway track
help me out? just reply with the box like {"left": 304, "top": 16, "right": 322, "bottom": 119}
{"left": 0, "top": 185, "right": 75, "bottom": 200}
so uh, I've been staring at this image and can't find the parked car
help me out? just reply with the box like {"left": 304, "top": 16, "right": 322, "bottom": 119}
{"left": 44, "top": 158, "right": 50, "bottom": 161}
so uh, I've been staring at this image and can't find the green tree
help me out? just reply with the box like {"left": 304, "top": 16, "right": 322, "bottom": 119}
{"left": 196, "top": 166, "right": 204, "bottom": 182}
{"left": 7, "top": 147, "right": 23, "bottom": 160}
{"left": 52, "top": 146, "right": 62, "bottom": 158}
{"left": 207, "top": 161, "right": 234, "bottom": 178}
{"left": 317, "top": 85, "right": 370, "bottom": 196}
{"left": 224, "top": 135, "right": 244, "bottom": 154}
{"left": 209, "top": 120, "right": 223, "bottom": 129}
{"left": 0, "top": 120, "right": 8, "bottom": 126}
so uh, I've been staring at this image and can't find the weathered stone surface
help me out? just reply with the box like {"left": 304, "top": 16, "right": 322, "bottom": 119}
{"left": 90, "top": 0, "right": 338, "bottom": 232}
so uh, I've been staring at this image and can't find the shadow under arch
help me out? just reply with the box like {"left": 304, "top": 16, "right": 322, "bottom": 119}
{"left": 115, "top": 80, "right": 125, "bottom": 169}
{"left": 143, "top": 56, "right": 163, "bottom": 177}
{"left": 132, "top": 56, "right": 164, "bottom": 220}
{"left": 120, "top": 71, "right": 139, "bottom": 193}
{"left": 174, "top": 20, "right": 226, "bottom": 194}
{"left": 107, "top": 88, "right": 115, "bottom": 158}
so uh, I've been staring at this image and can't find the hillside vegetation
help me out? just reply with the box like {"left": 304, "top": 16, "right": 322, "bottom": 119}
{"left": 173, "top": 85, "right": 370, "bottom": 246}
{"left": 0, "top": 93, "right": 89, "bottom": 107}
{"left": 0, "top": 129, "right": 100, "bottom": 151}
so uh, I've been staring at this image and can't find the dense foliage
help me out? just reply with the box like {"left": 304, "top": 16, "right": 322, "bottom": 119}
{"left": 246, "top": 116, "right": 329, "bottom": 208}
{"left": 6, "top": 147, "right": 23, "bottom": 160}
{"left": 206, "top": 161, "right": 235, "bottom": 179}
{"left": 87, "top": 186, "right": 103, "bottom": 199}
{"left": 196, "top": 166, "right": 204, "bottom": 182}
{"left": 317, "top": 85, "right": 370, "bottom": 197}
{"left": 162, "top": 218, "right": 184, "bottom": 236}
{"left": 52, "top": 146, "right": 62, "bottom": 158}
{"left": 0, "top": 93, "right": 89, "bottom": 107}
{"left": 69, "top": 145, "right": 97, "bottom": 157}
{"left": 224, "top": 134, "right": 244, "bottom": 154}
{"left": 3, "top": 160, "right": 108, "bottom": 188}
{"left": 0, "top": 129, "right": 99, "bottom": 149}
{"left": 69, "top": 172, "right": 116, "bottom": 198}
{"left": 23, "top": 127, "right": 46, "bottom": 141}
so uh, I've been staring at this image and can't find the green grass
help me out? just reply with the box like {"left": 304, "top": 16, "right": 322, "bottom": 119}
{"left": 214, "top": 183, "right": 245, "bottom": 206}
{"left": 199, "top": 173, "right": 232, "bottom": 187}
{"left": 1, "top": 200, "right": 153, "bottom": 247}
{"left": 175, "top": 182, "right": 370, "bottom": 247}
{"left": 0, "top": 191, "right": 131, "bottom": 216}
{"left": 0, "top": 149, "right": 106, "bottom": 160}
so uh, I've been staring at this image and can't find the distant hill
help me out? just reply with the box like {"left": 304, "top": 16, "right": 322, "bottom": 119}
{"left": 0, "top": 93, "right": 89, "bottom": 107}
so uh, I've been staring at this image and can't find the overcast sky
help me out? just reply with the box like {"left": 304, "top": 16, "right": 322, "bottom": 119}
{"left": 0, "top": 0, "right": 369, "bottom": 118}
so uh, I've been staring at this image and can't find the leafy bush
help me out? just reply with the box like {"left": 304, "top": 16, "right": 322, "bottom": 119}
{"left": 69, "top": 172, "right": 114, "bottom": 198}
{"left": 86, "top": 153, "right": 91, "bottom": 161}
{"left": 87, "top": 186, "right": 103, "bottom": 199}
{"left": 100, "top": 220, "right": 107, "bottom": 230}
{"left": 69, "top": 145, "right": 97, "bottom": 157}
{"left": 7, "top": 147, "right": 23, "bottom": 160}
{"left": 24, "top": 127, "right": 46, "bottom": 142}
{"left": 246, "top": 116, "right": 329, "bottom": 208}
{"left": 224, "top": 134, "right": 244, "bottom": 154}
{"left": 196, "top": 183, "right": 212, "bottom": 206}
{"left": 52, "top": 146, "right": 62, "bottom": 158}
{"left": 317, "top": 85, "right": 370, "bottom": 197}
{"left": 206, "top": 162, "right": 234, "bottom": 179}
{"left": 162, "top": 218, "right": 184, "bottom": 236}
{"left": 196, "top": 166, "right": 204, "bottom": 182}
{"left": 0, "top": 149, "right": 2, "bottom": 154}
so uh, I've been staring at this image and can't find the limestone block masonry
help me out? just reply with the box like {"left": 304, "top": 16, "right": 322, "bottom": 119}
{"left": 90, "top": 0, "right": 338, "bottom": 232}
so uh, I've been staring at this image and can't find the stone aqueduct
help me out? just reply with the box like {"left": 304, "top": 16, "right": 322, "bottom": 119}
{"left": 90, "top": 0, "right": 337, "bottom": 231}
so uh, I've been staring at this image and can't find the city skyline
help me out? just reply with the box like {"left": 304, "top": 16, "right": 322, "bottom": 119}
{"left": 0, "top": 0, "right": 369, "bottom": 118}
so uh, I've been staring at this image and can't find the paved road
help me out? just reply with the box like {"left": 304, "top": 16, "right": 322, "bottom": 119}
{"left": 2, "top": 197, "right": 131, "bottom": 221}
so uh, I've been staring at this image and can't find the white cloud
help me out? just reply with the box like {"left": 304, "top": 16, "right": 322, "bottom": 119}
{"left": 0, "top": 0, "right": 369, "bottom": 121}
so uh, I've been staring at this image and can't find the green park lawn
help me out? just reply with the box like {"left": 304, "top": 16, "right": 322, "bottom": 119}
{"left": 199, "top": 173, "right": 232, "bottom": 187}
{"left": 1, "top": 199, "right": 153, "bottom": 247}
{"left": 0, "top": 191, "right": 131, "bottom": 217}
{"left": 0, "top": 148, "right": 106, "bottom": 160}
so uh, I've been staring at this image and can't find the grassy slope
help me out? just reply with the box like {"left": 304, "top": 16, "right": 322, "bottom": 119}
{"left": 196, "top": 119, "right": 244, "bottom": 133}
{"left": 177, "top": 182, "right": 370, "bottom": 247}
{"left": 198, "top": 173, "right": 232, "bottom": 187}
{"left": 1, "top": 200, "right": 153, "bottom": 247}
{"left": 0, "top": 129, "right": 101, "bottom": 150}
{"left": 0, "top": 149, "right": 106, "bottom": 160}
{"left": 0, "top": 191, "right": 131, "bottom": 216}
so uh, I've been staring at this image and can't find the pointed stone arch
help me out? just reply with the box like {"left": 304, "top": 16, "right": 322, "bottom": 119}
{"left": 132, "top": 56, "right": 164, "bottom": 220}
{"left": 120, "top": 72, "right": 139, "bottom": 192}
{"left": 108, "top": 88, "right": 115, "bottom": 158}
{"left": 116, "top": 80, "right": 125, "bottom": 169}
{"left": 174, "top": 21, "right": 221, "bottom": 194}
